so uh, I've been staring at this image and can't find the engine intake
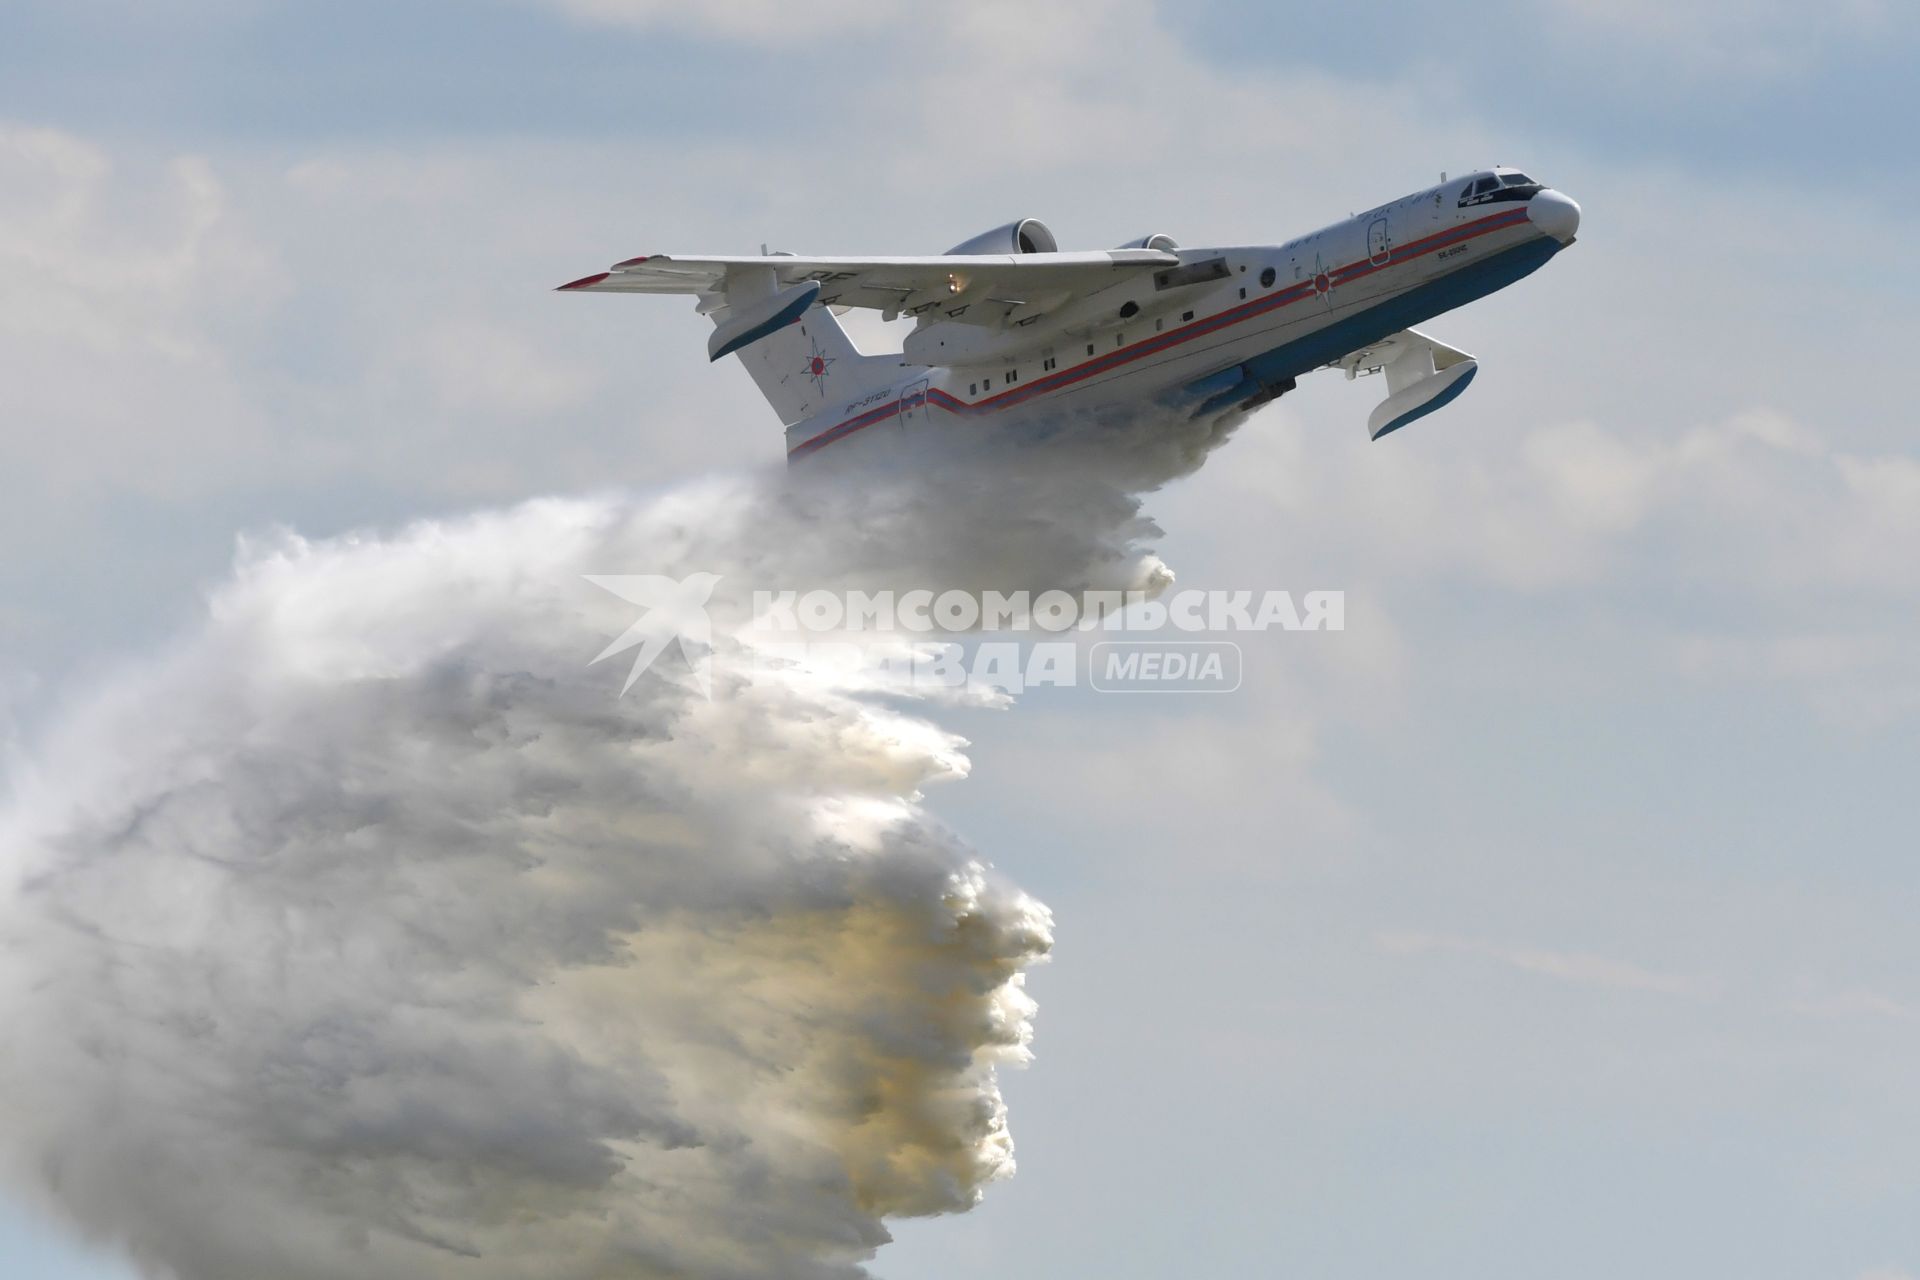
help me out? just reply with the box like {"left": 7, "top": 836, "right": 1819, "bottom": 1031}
{"left": 944, "top": 218, "right": 1059, "bottom": 256}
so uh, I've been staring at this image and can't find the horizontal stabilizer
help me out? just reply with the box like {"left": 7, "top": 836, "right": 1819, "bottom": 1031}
{"left": 707, "top": 281, "right": 820, "bottom": 361}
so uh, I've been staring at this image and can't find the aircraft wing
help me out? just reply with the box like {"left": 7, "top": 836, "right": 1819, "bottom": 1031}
{"left": 557, "top": 249, "right": 1179, "bottom": 323}
{"left": 1333, "top": 328, "right": 1473, "bottom": 384}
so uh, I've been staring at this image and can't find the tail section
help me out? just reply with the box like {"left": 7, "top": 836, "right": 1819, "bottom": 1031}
{"left": 551, "top": 244, "right": 902, "bottom": 427}
{"left": 717, "top": 301, "right": 900, "bottom": 426}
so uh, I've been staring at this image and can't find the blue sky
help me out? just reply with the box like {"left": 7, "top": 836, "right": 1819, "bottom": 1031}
{"left": 2, "top": 2, "right": 1918, "bottom": 1278}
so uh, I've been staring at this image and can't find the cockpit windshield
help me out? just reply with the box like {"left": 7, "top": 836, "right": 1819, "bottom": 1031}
{"left": 1458, "top": 171, "right": 1545, "bottom": 207}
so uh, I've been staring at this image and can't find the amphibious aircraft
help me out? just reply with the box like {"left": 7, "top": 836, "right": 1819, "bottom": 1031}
{"left": 558, "top": 168, "right": 1579, "bottom": 461}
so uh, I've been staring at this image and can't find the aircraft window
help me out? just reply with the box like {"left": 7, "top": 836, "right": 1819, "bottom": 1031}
{"left": 1086, "top": 344, "right": 1095, "bottom": 356}
{"left": 1182, "top": 310, "right": 1194, "bottom": 321}
{"left": 1259, "top": 266, "right": 1276, "bottom": 288}
{"left": 969, "top": 382, "right": 977, "bottom": 396}
{"left": 1501, "top": 172, "right": 1536, "bottom": 187}
{"left": 1459, "top": 175, "right": 1518, "bottom": 207}
{"left": 983, "top": 377, "right": 991, "bottom": 389}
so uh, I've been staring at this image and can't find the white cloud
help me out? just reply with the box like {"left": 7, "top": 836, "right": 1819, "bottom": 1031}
{"left": 1228, "top": 405, "right": 1920, "bottom": 595}
{"left": 0, "top": 127, "right": 281, "bottom": 518}
{"left": 1182, "top": 396, "right": 1920, "bottom": 729}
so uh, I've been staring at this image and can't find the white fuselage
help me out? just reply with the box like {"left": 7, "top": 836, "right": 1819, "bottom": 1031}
{"left": 786, "top": 171, "right": 1579, "bottom": 459}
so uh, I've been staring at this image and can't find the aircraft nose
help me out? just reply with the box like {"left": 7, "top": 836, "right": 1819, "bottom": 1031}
{"left": 1528, "top": 188, "right": 1581, "bottom": 244}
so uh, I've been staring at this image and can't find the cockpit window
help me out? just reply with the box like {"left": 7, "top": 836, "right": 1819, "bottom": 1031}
{"left": 1460, "top": 172, "right": 1543, "bottom": 207}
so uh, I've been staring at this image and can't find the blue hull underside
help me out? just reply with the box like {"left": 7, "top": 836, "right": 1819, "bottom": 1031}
{"left": 1218, "top": 235, "right": 1563, "bottom": 409}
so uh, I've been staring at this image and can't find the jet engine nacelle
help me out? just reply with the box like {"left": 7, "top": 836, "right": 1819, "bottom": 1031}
{"left": 1114, "top": 233, "right": 1180, "bottom": 252}
{"left": 944, "top": 218, "right": 1059, "bottom": 256}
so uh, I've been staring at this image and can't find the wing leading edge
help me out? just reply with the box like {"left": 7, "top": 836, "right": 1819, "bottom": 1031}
{"left": 557, "top": 248, "right": 1178, "bottom": 322}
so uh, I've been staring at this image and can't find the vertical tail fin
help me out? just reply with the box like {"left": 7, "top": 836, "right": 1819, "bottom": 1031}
{"left": 713, "top": 299, "right": 900, "bottom": 427}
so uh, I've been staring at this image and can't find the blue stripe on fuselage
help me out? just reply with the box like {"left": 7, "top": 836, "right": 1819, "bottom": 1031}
{"left": 1239, "top": 234, "right": 1563, "bottom": 391}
